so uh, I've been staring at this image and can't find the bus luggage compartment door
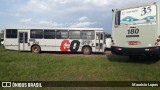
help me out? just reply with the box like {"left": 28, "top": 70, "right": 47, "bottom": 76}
{"left": 19, "top": 32, "right": 28, "bottom": 51}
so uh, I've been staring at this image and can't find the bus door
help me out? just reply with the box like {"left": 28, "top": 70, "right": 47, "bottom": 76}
{"left": 95, "top": 32, "right": 104, "bottom": 52}
{"left": 19, "top": 32, "right": 28, "bottom": 51}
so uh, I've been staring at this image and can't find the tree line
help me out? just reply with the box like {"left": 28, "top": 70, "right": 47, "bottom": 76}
{"left": 0, "top": 30, "right": 4, "bottom": 39}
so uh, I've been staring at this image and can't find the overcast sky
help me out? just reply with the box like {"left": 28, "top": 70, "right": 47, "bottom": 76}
{"left": 0, "top": 0, "right": 159, "bottom": 32}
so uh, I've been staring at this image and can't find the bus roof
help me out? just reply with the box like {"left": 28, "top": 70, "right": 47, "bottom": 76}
{"left": 5, "top": 28, "right": 104, "bottom": 31}
{"left": 113, "top": 2, "right": 158, "bottom": 11}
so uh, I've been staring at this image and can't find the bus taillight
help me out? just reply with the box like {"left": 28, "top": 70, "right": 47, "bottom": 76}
{"left": 145, "top": 48, "right": 153, "bottom": 52}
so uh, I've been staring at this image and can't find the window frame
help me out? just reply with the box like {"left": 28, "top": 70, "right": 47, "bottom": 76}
{"left": 30, "top": 29, "right": 43, "bottom": 39}
{"left": 56, "top": 30, "right": 69, "bottom": 39}
{"left": 81, "top": 30, "right": 95, "bottom": 40}
{"left": 115, "top": 10, "right": 121, "bottom": 25}
{"left": 69, "top": 30, "right": 81, "bottom": 39}
{"left": 6, "top": 29, "right": 18, "bottom": 38}
{"left": 44, "top": 30, "right": 55, "bottom": 39}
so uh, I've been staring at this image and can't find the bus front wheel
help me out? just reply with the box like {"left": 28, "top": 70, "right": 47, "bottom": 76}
{"left": 31, "top": 45, "right": 41, "bottom": 53}
{"left": 82, "top": 47, "right": 92, "bottom": 55}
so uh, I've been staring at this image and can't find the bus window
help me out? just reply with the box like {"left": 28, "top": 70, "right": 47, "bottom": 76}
{"left": 69, "top": 31, "right": 81, "bottom": 39}
{"left": 19, "top": 33, "right": 28, "bottom": 43}
{"left": 56, "top": 30, "right": 68, "bottom": 39}
{"left": 115, "top": 11, "right": 121, "bottom": 25}
{"left": 82, "top": 31, "right": 95, "bottom": 39}
{"left": 96, "top": 33, "right": 103, "bottom": 40}
{"left": 101, "top": 34, "right": 103, "bottom": 40}
{"left": 30, "top": 29, "right": 43, "bottom": 39}
{"left": 96, "top": 34, "right": 99, "bottom": 40}
{"left": 6, "top": 29, "right": 17, "bottom": 38}
{"left": 44, "top": 30, "right": 55, "bottom": 39}
{"left": 119, "top": 5, "right": 156, "bottom": 25}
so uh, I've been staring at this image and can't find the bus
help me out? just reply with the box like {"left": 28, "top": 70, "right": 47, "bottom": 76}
{"left": 105, "top": 33, "right": 111, "bottom": 51}
{"left": 4, "top": 28, "right": 105, "bottom": 55}
{"left": 111, "top": 2, "right": 159, "bottom": 59}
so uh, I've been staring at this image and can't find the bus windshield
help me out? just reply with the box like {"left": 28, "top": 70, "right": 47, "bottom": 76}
{"left": 115, "top": 5, "right": 156, "bottom": 25}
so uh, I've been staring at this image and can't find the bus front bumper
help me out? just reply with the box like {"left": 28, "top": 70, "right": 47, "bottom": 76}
{"left": 111, "top": 46, "right": 160, "bottom": 56}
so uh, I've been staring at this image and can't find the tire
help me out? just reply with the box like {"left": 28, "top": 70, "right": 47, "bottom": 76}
{"left": 82, "top": 47, "right": 91, "bottom": 55}
{"left": 31, "top": 45, "right": 41, "bottom": 53}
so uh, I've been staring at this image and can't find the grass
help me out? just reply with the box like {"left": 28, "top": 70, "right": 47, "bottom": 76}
{"left": 0, "top": 45, "right": 160, "bottom": 90}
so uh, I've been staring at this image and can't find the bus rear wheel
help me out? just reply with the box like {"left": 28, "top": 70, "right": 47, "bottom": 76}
{"left": 82, "top": 47, "right": 91, "bottom": 55}
{"left": 31, "top": 45, "right": 41, "bottom": 53}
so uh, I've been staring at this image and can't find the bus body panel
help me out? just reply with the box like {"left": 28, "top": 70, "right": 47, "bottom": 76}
{"left": 55, "top": 39, "right": 96, "bottom": 52}
{"left": 5, "top": 38, "right": 19, "bottom": 50}
{"left": 113, "top": 25, "right": 157, "bottom": 48}
{"left": 30, "top": 39, "right": 56, "bottom": 51}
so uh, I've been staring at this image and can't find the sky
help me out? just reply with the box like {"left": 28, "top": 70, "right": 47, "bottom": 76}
{"left": 0, "top": 0, "right": 159, "bottom": 32}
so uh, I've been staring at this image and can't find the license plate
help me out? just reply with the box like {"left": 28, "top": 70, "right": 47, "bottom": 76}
{"left": 128, "top": 41, "right": 138, "bottom": 45}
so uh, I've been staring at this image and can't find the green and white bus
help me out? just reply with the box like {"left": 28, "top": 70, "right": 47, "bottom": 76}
{"left": 111, "top": 2, "right": 160, "bottom": 59}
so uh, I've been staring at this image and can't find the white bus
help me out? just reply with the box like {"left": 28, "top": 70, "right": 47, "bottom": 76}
{"left": 4, "top": 28, "right": 105, "bottom": 54}
{"left": 105, "top": 33, "right": 111, "bottom": 51}
{"left": 111, "top": 2, "right": 159, "bottom": 59}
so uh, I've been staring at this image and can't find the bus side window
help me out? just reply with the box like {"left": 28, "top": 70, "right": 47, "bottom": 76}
{"left": 115, "top": 11, "right": 121, "bottom": 25}
{"left": 56, "top": 31, "right": 61, "bottom": 39}
{"left": 44, "top": 30, "right": 55, "bottom": 39}
{"left": 82, "top": 31, "right": 95, "bottom": 40}
{"left": 61, "top": 31, "right": 68, "bottom": 39}
{"left": 101, "top": 34, "right": 103, "bottom": 40}
{"left": 96, "top": 33, "right": 103, "bottom": 40}
{"left": 56, "top": 30, "right": 68, "bottom": 39}
{"left": 30, "top": 29, "right": 43, "bottom": 39}
{"left": 6, "top": 29, "right": 17, "bottom": 38}
{"left": 69, "top": 31, "right": 81, "bottom": 39}
{"left": 96, "top": 34, "right": 99, "bottom": 40}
